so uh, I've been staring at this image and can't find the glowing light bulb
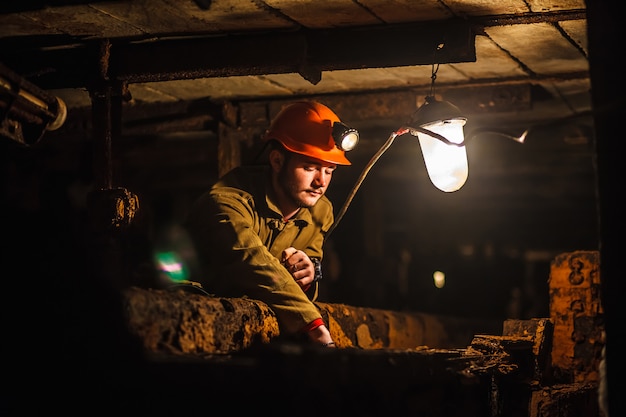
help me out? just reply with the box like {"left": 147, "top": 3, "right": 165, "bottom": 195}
{"left": 416, "top": 120, "right": 468, "bottom": 192}
{"left": 433, "top": 270, "right": 446, "bottom": 289}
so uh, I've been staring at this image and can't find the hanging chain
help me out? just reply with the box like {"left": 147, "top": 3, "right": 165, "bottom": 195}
{"left": 428, "top": 43, "right": 444, "bottom": 97}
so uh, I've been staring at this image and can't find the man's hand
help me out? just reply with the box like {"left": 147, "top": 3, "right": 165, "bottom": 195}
{"left": 307, "top": 324, "right": 335, "bottom": 347}
{"left": 282, "top": 247, "right": 314, "bottom": 289}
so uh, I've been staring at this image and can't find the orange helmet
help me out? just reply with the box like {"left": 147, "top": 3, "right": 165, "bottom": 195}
{"left": 263, "top": 101, "right": 358, "bottom": 166}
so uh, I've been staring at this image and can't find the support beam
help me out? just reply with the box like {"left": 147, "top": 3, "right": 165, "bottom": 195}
{"left": 0, "top": 20, "right": 475, "bottom": 89}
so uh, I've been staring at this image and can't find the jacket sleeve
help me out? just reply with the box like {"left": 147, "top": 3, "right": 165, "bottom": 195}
{"left": 185, "top": 190, "right": 323, "bottom": 334}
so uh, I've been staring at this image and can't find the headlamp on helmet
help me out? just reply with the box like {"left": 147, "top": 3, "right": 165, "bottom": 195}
{"left": 263, "top": 101, "right": 359, "bottom": 165}
{"left": 332, "top": 121, "right": 359, "bottom": 152}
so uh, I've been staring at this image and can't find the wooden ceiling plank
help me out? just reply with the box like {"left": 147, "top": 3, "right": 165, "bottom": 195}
{"left": 359, "top": 0, "right": 452, "bottom": 23}
{"left": 558, "top": 19, "right": 588, "bottom": 56}
{"left": 445, "top": 0, "right": 530, "bottom": 15}
{"left": 451, "top": 35, "right": 528, "bottom": 79}
{"left": 16, "top": 5, "right": 146, "bottom": 39}
{"left": 527, "top": 0, "right": 586, "bottom": 12}
{"left": 174, "top": 0, "right": 295, "bottom": 31}
{"left": 264, "top": 0, "right": 380, "bottom": 28}
{"left": 486, "top": 23, "right": 589, "bottom": 74}
{"left": 91, "top": 0, "right": 213, "bottom": 35}
{"left": 144, "top": 76, "right": 294, "bottom": 101}
{"left": 0, "top": 12, "right": 65, "bottom": 38}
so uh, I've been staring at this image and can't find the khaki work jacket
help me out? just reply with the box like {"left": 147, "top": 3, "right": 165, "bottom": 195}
{"left": 185, "top": 165, "right": 334, "bottom": 334}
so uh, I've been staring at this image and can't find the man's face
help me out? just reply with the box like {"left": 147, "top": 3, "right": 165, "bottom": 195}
{"left": 276, "top": 152, "right": 337, "bottom": 208}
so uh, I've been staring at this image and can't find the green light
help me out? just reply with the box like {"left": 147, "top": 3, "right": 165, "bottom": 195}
{"left": 154, "top": 251, "right": 188, "bottom": 282}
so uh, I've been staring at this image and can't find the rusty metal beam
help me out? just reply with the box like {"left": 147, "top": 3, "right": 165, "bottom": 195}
{"left": 0, "top": 19, "right": 475, "bottom": 89}
{"left": 473, "top": 9, "right": 587, "bottom": 28}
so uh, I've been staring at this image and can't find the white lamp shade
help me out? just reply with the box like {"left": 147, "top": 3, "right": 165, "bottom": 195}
{"left": 416, "top": 119, "right": 468, "bottom": 192}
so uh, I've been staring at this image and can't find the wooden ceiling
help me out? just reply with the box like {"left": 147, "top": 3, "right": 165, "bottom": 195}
{"left": 0, "top": 0, "right": 590, "bottom": 132}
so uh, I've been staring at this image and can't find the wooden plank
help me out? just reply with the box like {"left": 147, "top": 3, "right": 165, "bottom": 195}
{"left": 530, "top": 383, "right": 600, "bottom": 417}
{"left": 265, "top": 0, "right": 380, "bottom": 27}
{"left": 360, "top": 0, "right": 452, "bottom": 22}
{"left": 503, "top": 318, "right": 554, "bottom": 383}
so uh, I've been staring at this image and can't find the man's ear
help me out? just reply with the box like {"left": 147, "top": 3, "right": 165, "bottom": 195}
{"left": 268, "top": 149, "right": 284, "bottom": 172}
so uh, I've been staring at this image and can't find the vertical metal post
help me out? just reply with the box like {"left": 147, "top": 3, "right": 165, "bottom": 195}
{"left": 90, "top": 85, "right": 113, "bottom": 190}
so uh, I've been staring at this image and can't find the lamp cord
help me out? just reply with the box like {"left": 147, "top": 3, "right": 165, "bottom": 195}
{"left": 324, "top": 125, "right": 530, "bottom": 241}
{"left": 325, "top": 120, "right": 468, "bottom": 241}
{"left": 325, "top": 128, "right": 407, "bottom": 241}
